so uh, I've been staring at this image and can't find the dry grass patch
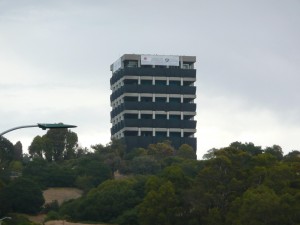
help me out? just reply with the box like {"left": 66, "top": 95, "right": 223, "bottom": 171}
{"left": 43, "top": 188, "right": 83, "bottom": 205}
{"left": 27, "top": 188, "right": 83, "bottom": 224}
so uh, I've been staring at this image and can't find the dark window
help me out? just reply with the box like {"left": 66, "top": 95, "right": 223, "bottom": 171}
{"left": 155, "top": 80, "right": 167, "bottom": 86}
{"left": 183, "top": 98, "right": 193, "bottom": 103}
{"left": 141, "top": 131, "right": 152, "bottom": 136}
{"left": 169, "top": 80, "right": 181, "bottom": 86}
{"left": 169, "top": 115, "right": 181, "bottom": 120}
{"left": 124, "top": 79, "right": 138, "bottom": 85}
{"left": 141, "top": 80, "right": 152, "bottom": 85}
{"left": 124, "top": 60, "right": 138, "bottom": 68}
{"left": 156, "top": 131, "right": 167, "bottom": 137}
{"left": 169, "top": 97, "right": 181, "bottom": 103}
{"left": 124, "top": 131, "right": 138, "bottom": 136}
{"left": 124, "top": 113, "right": 138, "bottom": 119}
{"left": 124, "top": 96, "right": 138, "bottom": 102}
{"left": 182, "top": 62, "right": 194, "bottom": 69}
{"left": 156, "top": 114, "right": 167, "bottom": 119}
{"left": 170, "top": 132, "right": 181, "bottom": 137}
{"left": 156, "top": 97, "right": 167, "bottom": 102}
{"left": 141, "top": 97, "right": 152, "bottom": 102}
{"left": 183, "top": 81, "right": 194, "bottom": 86}
{"left": 184, "top": 132, "right": 194, "bottom": 137}
{"left": 183, "top": 115, "right": 194, "bottom": 120}
{"left": 141, "top": 114, "right": 152, "bottom": 119}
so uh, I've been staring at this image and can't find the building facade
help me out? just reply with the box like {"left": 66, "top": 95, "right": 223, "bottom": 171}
{"left": 110, "top": 54, "right": 197, "bottom": 151}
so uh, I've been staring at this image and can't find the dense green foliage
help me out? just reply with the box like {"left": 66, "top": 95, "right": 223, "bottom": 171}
{"left": 0, "top": 178, "right": 44, "bottom": 215}
{"left": 59, "top": 141, "right": 300, "bottom": 225}
{"left": 5, "top": 214, "right": 40, "bottom": 225}
{"left": 1, "top": 132, "right": 300, "bottom": 225}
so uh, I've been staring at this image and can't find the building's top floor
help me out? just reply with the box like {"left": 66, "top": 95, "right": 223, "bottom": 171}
{"left": 111, "top": 54, "right": 196, "bottom": 73}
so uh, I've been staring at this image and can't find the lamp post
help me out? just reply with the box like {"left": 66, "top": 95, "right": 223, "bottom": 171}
{"left": 0, "top": 123, "right": 77, "bottom": 137}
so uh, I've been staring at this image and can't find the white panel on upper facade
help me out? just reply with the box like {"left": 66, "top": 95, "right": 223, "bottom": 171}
{"left": 141, "top": 55, "right": 179, "bottom": 66}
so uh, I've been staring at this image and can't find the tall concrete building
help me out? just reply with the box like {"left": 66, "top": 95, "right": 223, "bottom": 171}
{"left": 110, "top": 54, "right": 197, "bottom": 151}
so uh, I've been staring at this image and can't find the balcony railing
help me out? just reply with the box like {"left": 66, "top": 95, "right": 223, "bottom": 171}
{"left": 110, "top": 84, "right": 196, "bottom": 101}
{"left": 111, "top": 119, "right": 197, "bottom": 134}
{"left": 111, "top": 102, "right": 197, "bottom": 118}
{"left": 111, "top": 67, "right": 196, "bottom": 84}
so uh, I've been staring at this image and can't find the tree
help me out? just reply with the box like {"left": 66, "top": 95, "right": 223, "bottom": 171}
{"left": 138, "top": 181, "right": 178, "bottom": 225}
{"left": 0, "top": 137, "right": 14, "bottom": 164}
{"left": 74, "top": 156, "right": 112, "bottom": 189}
{"left": 0, "top": 178, "right": 44, "bottom": 214}
{"left": 227, "top": 185, "right": 283, "bottom": 225}
{"left": 13, "top": 141, "right": 23, "bottom": 161}
{"left": 202, "top": 148, "right": 218, "bottom": 160}
{"left": 29, "top": 129, "right": 79, "bottom": 161}
{"left": 124, "top": 147, "right": 147, "bottom": 160}
{"left": 283, "top": 150, "right": 300, "bottom": 162}
{"left": 64, "top": 130, "right": 79, "bottom": 160}
{"left": 229, "top": 141, "right": 263, "bottom": 156}
{"left": 29, "top": 136, "right": 44, "bottom": 158}
{"left": 161, "top": 165, "right": 189, "bottom": 190}
{"left": 177, "top": 144, "right": 196, "bottom": 159}
{"left": 264, "top": 145, "right": 283, "bottom": 161}
{"left": 91, "top": 139, "right": 126, "bottom": 172}
{"left": 130, "top": 156, "right": 161, "bottom": 175}
{"left": 0, "top": 137, "right": 15, "bottom": 182}
{"left": 45, "top": 128, "right": 67, "bottom": 161}
{"left": 8, "top": 160, "right": 23, "bottom": 175}
{"left": 60, "top": 178, "right": 142, "bottom": 222}
{"left": 147, "top": 140, "right": 175, "bottom": 159}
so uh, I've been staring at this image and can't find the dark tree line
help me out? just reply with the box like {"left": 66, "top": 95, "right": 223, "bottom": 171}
{"left": 1, "top": 132, "right": 300, "bottom": 225}
{"left": 57, "top": 142, "right": 300, "bottom": 225}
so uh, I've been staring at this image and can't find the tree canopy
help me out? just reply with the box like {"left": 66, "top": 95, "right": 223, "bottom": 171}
{"left": 1, "top": 136, "right": 300, "bottom": 225}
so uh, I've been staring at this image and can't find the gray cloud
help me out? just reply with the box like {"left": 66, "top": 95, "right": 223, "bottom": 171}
{"left": 1, "top": 0, "right": 299, "bottom": 157}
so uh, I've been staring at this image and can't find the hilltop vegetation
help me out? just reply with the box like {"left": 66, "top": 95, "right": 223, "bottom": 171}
{"left": 1, "top": 130, "right": 300, "bottom": 225}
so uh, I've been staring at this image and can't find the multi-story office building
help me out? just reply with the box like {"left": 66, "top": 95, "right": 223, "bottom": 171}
{"left": 110, "top": 54, "right": 197, "bottom": 152}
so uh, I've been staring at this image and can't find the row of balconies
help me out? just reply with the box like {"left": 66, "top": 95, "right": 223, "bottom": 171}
{"left": 111, "top": 119, "right": 197, "bottom": 134}
{"left": 110, "top": 84, "right": 196, "bottom": 101}
{"left": 110, "top": 67, "right": 196, "bottom": 84}
{"left": 111, "top": 101, "right": 197, "bottom": 118}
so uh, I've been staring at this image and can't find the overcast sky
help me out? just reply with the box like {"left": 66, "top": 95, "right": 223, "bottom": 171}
{"left": 0, "top": 0, "right": 299, "bottom": 158}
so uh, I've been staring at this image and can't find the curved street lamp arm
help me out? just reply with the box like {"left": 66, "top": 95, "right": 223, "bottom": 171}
{"left": 0, "top": 125, "right": 38, "bottom": 136}
{"left": 0, "top": 123, "right": 77, "bottom": 137}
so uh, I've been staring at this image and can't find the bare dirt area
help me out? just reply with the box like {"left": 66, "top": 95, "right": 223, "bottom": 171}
{"left": 43, "top": 187, "right": 83, "bottom": 205}
{"left": 26, "top": 214, "right": 46, "bottom": 224}
{"left": 28, "top": 188, "right": 112, "bottom": 225}
{"left": 27, "top": 188, "right": 85, "bottom": 225}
